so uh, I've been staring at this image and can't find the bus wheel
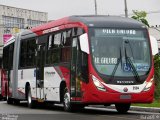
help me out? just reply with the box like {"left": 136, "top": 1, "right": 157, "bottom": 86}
{"left": 63, "top": 88, "right": 74, "bottom": 112}
{"left": 27, "top": 87, "right": 36, "bottom": 108}
{"left": 7, "top": 95, "right": 13, "bottom": 104}
{"left": 115, "top": 103, "right": 131, "bottom": 113}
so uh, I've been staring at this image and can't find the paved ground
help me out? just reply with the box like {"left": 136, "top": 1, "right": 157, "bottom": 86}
{"left": 0, "top": 101, "right": 160, "bottom": 120}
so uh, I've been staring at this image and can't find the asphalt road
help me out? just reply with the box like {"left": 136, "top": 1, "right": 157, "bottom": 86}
{"left": 0, "top": 101, "right": 160, "bottom": 120}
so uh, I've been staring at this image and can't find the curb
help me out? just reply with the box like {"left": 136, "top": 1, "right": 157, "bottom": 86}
{"left": 129, "top": 106, "right": 160, "bottom": 113}
{"left": 89, "top": 105, "right": 160, "bottom": 113}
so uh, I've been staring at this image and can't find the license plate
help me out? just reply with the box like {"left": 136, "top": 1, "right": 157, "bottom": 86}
{"left": 120, "top": 95, "right": 131, "bottom": 99}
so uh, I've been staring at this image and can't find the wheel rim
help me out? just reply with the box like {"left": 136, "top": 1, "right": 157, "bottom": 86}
{"left": 64, "top": 91, "right": 70, "bottom": 109}
{"left": 28, "top": 91, "right": 31, "bottom": 105}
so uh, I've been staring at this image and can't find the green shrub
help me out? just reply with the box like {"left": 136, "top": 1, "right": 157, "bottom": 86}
{"left": 154, "top": 54, "right": 160, "bottom": 100}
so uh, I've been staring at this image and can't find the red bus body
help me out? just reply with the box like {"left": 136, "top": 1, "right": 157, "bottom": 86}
{"left": 2, "top": 16, "right": 154, "bottom": 113}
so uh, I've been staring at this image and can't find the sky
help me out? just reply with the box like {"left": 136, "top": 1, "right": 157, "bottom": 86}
{"left": 0, "top": 0, "right": 160, "bottom": 26}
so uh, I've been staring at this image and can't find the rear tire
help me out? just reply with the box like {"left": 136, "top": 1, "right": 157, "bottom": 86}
{"left": 115, "top": 103, "right": 131, "bottom": 113}
{"left": 27, "top": 87, "right": 36, "bottom": 108}
{"left": 7, "top": 95, "right": 13, "bottom": 104}
{"left": 63, "top": 88, "right": 72, "bottom": 111}
{"left": 63, "top": 88, "right": 84, "bottom": 112}
{"left": 63, "top": 88, "right": 80, "bottom": 112}
{"left": 6, "top": 83, "right": 13, "bottom": 104}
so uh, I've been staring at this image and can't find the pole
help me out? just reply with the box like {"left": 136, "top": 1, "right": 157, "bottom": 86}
{"left": 124, "top": 0, "right": 128, "bottom": 17}
{"left": 94, "top": 0, "right": 97, "bottom": 15}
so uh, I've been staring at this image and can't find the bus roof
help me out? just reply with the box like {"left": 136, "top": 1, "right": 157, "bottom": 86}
{"left": 69, "top": 15, "right": 146, "bottom": 28}
{"left": 22, "top": 15, "right": 147, "bottom": 37}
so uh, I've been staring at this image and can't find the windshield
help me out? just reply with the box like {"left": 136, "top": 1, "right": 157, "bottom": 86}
{"left": 89, "top": 28, "right": 151, "bottom": 77}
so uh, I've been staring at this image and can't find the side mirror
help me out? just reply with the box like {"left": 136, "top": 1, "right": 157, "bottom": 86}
{"left": 79, "top": 33, "right": 90, "bottom": 54}
{"left": 150, "top": 35, "right": 158, "bottom": 56}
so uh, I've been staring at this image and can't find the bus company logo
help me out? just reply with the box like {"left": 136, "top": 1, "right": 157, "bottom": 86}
{"left": 123, "top": 87, "right": 128, "bottom": 92}
{"left": 43, "top": 27, "right": 59, "bottom": 34}
{"left": 117, "top": 81, "right": 134, "bottom": 84}
{"left": 45, "top": 71, "right": 56, "bottom": 76}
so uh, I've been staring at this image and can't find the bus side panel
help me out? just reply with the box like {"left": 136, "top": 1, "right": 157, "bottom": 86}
{"left": 17, "top": 69, "right": 36, "bottom": 99}
{"left": 44, "top": 67, "right": 63, "bottom": 101}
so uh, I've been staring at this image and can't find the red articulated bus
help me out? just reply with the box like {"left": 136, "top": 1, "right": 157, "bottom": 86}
{"left": 2, "top": 15, "right": 154, "bottom": 113}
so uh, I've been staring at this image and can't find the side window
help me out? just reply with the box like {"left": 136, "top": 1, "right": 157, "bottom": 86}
{"left": 46, "top": 28, "right": 84, "bottom": 65}
{"left": 20, "top": 40, "right": 27, "bottom": 67}
{"left": 9, "top": 43, "right": 14, "bottom": 68}
{"left": 3, "top": 46, "right": 9, "bottom": 69}
{"left": 72, "top": 27, "right": 85, "bottom": 36}
{"left": 54, "top": 33, "right": 61, "bottom": 48}
{"left": 48, "top": 35, "right": 54, "bottom": 50}
{"left": 3, "top": 42, "right": 14, "bottom": 69}
{"left": 26, "top": 39, "right": 36, "bottom": 67}
{"left": 61, "top": 29, "right": 72, "bottom": 62}
{"left": 20, "top": 38, "right": 36, "bottom": 68}
{"left": 46, "top": 32, "right": 61, "bottom": 64}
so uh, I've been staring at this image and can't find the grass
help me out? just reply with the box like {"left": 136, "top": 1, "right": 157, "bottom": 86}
{"left": 132, "top": 100, "right": 160, "bottom": 108}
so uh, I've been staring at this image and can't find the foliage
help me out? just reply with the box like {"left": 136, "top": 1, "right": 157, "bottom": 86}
{"left": 132, "top": 100, "right": 160, "bottom": 107}
{"left": 131, "top": 10, "right": 149, "bottom": 27}
{"left": 154, "top": 54, "right": 160, "bottom": 100}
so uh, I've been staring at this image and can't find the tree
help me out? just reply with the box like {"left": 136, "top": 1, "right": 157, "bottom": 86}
{"left": 131, "top": 10, "right": 149, "bottom": 27}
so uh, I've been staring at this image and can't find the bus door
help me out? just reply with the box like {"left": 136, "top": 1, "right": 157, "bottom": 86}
{"left": 36, "top": 43, "right": 45, "bottom": 101}
{"left": 70, "top": 37, "right": 83, "bottom": 101}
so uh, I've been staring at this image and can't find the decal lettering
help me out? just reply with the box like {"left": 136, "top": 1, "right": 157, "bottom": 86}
{"left": 117, "top": 81, "right": 134, "bottom": 84}
{"left": 102, "top": 29, "right": 136, "bottom": 35}
{"left": 45, "top": 71, "right": 55, "bottom": 75}
{"left": 123, "top": 63, "right": 149, "bottom": 72}
{"left": 43, "top": 27, "right": 59, "bottom": 34}
{"left": 133, "top": 86, "right": 139, "bottom": 90}
{"left": 136, "top": 64, "right": 150, "bottom": 71}
{"left": 95, "top": 57, "right": 117, "bottom": 65}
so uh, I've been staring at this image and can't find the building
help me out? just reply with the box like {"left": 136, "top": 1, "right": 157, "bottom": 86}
{"left": 149, "top": 26, "right": 160, "bottom": 50}
{"left": 149, "top": 26, "right": 160, "bottom": 40}
{"left": 0, "top": 4, "right": 48, "bottom": 59}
